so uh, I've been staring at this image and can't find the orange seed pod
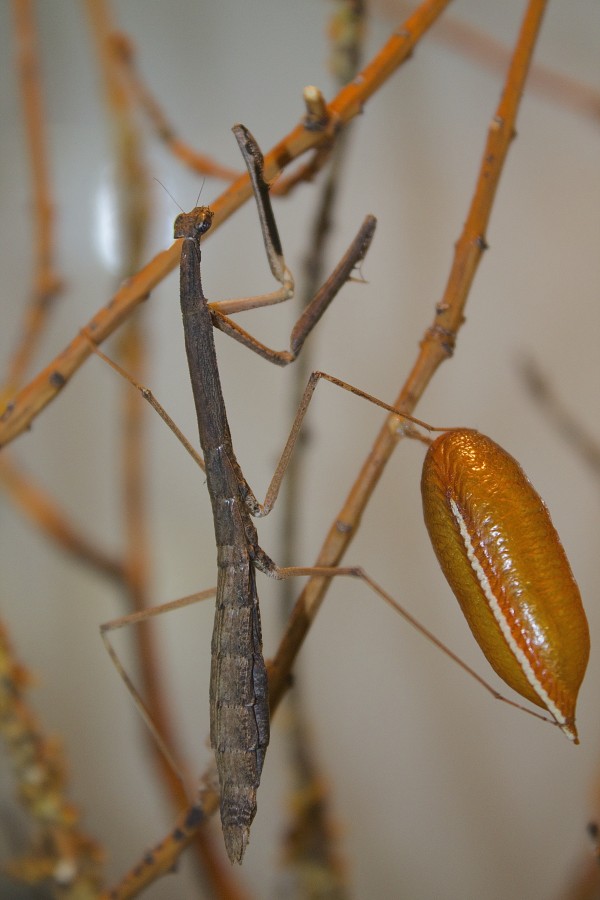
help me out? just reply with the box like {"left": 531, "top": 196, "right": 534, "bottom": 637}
{"left": 421, "top": 429, "right": 589, "bottom": 742}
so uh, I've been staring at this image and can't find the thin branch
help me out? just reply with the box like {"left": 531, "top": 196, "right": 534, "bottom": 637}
{"left": 0, "top": 455, "right": 124, "bottom": 582}
{"left": 109, "top": 31, "right": 242, "bottom": 182}
{"left": 521, "top": 358, "right": 600, "bottom": 477}
{"left": 5, "top": 0, "right": 63, "bottom": 395}
{"left": 270, "top": 145, "right": 335, "bottom": 196}
{"left": 101, "top": 1, "right": 548, "bottom": 895}
{"left": 84, "top": 0, "right": 151, "bottom": 272}
{"left": 437, "top": 12, "right": 600, "bottom": 123}
{"left": 0, "top": 0, "right": 453, "bottom": 451}
{"left": 270, "top": 86, "right": 338, "bottom": 197}
{"left": 374, "top": 0, "right": 600, "bottom": 124}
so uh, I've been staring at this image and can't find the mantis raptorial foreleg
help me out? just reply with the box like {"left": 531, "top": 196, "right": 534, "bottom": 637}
{"left": 202, "top": 123, "right": 377, "bottom": 364}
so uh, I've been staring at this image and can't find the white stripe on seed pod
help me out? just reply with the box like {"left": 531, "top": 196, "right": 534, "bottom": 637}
{"left": 448, "top": 497, "right": 572, "bottom": 739}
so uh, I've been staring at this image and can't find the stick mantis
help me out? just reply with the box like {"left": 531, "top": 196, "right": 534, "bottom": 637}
{"left": 175, "top": 125, "right": 379, "bottom": 865}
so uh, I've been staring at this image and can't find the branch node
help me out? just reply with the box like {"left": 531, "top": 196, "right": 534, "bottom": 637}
{"left": 48, "top": 371, "right": 66, "bottom": 389}
{"left": 335, "top": 519, "right": 353, "bottom": 535}
{"left": 422, "top": 324, "right": 457, "bottom": 357}
{"left": 303, "top": 85, "right": 330, "bottom": 131}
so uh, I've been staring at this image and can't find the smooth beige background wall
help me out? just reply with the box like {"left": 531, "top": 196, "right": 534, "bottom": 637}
{"left": 0, "top": 2, "right": 599, "bottom": 897}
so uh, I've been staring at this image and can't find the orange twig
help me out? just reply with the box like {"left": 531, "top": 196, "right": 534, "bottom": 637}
{"left": 6, "top": 0, "right": 63, "bottom": 394}
{"left": 109, "top": 30, "right": 241, "bottom": 183}
{"left": 0, "top": 456, "right": 124, "bottom": 582}
{"left": 84, "top": 0, "right": 150, "bottom": 271}
{"left": 374, "top": 0, "right": 600, "bottom": 124}
{"left": 271, "top": 86, "right": 338, "bottom": 197}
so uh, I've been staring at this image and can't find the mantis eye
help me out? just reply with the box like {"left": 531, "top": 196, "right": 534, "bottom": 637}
{"left": 196, "top": 218, "right": 211, "bottom": 235}
{"left": 193, "top": 207, "right": 213, "bottom": 235}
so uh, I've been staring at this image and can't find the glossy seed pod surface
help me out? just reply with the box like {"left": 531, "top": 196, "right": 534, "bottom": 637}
{"left": 421, "top": 429, "right": 589, "bottom": 742}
